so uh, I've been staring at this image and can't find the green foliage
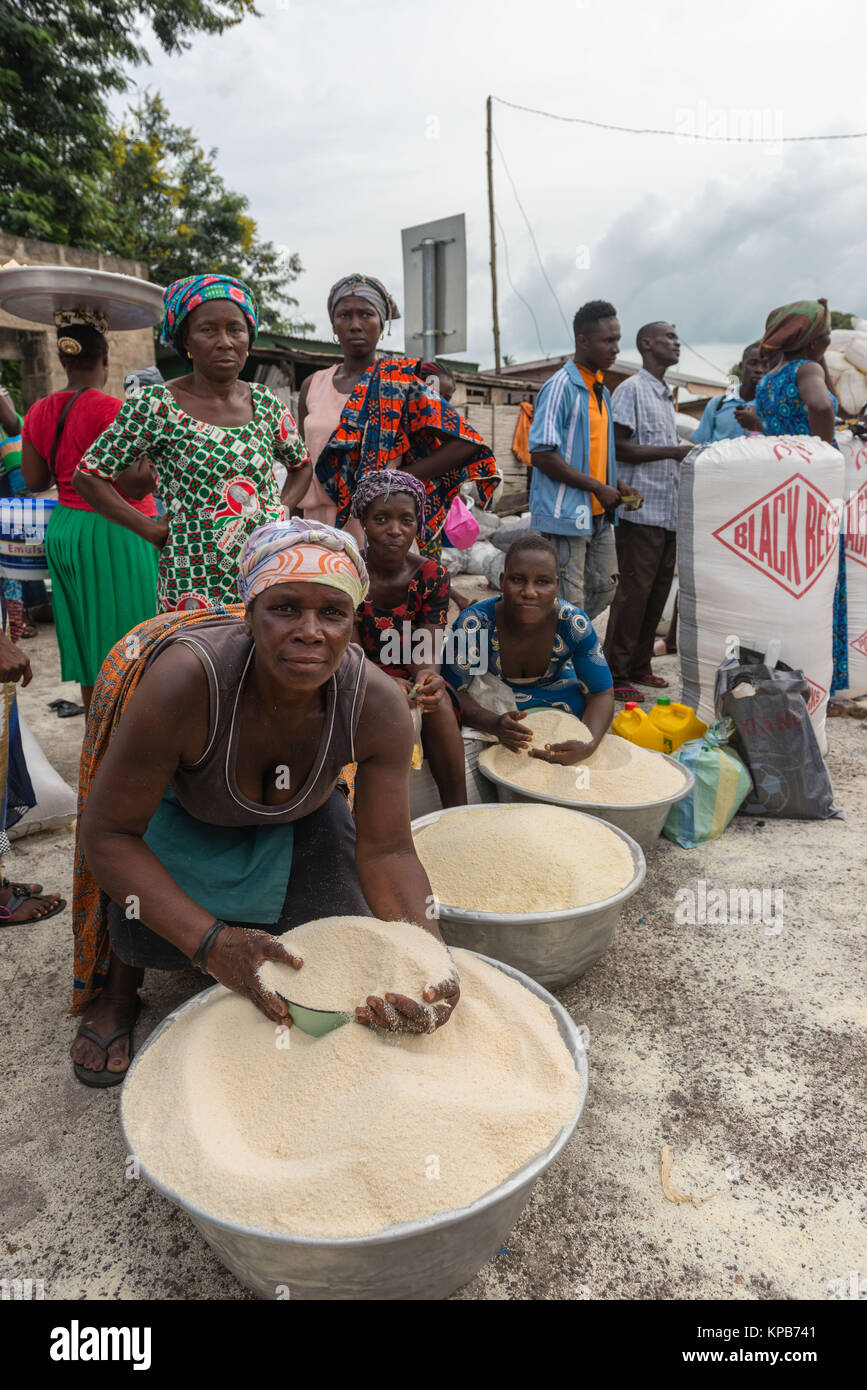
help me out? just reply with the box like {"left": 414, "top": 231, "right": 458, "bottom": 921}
{"left": 831, "top": 311, "right": 854, "bottom": 330}
{"left": 105, "top": 94, "right": 311, "bottom": 334}
{"left": 0, "top": 361, "right": 24, "bottom": 414}
{"left": 0, "top": 1, "right": 257, "bottom": 245}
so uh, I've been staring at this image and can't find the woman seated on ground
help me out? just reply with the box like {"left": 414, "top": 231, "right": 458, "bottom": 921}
{"left": 351, "top": 471, "right": 467, "bottom": 807}
{"left": 443, "top": 533, "right": 614, "bottom": 765}
{"left": 69, "top": 519, "right": 458, "bottom": 1088}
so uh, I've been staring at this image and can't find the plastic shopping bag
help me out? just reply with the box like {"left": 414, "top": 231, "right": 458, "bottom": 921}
{"left": 662, "top": 719, "right": 752, "bottom": 849}
{"left": 714, "top": 649, "right": 841, "bottom": 819}
{"left": 443, "top": 495, "right": 480, "bottom": 549}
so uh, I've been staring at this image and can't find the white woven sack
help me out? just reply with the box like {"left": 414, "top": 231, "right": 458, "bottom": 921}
{"left": 677, "top": 435, "right": 845, "bottom": 756}
{"left": 840, "top": 434, "right": 867, "bottom": 695}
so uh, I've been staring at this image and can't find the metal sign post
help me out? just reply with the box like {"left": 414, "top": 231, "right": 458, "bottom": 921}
{"left": 401, "top": 214, "right": 467, "bottom": 360}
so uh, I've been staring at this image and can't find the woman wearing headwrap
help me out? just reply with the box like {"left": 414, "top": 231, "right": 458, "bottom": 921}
{"left": 753, "top": 297, "right": 849, "bottom": 703}
{"left": 302, "top": 273, "right": 499, "bottom": 557}
{"left": 352, "top": 471, "right": 467, "bottom": 807}
{"left": 73, "top": 274, "right": 313, "bottom": 614}
{"left": 69, "top": 518, "right": 458, "bottom": 1086}
{"left": 20, "top": 318, "right": 159, "bottom": 714}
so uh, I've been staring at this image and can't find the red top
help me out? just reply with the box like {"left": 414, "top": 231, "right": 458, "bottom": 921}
{"left": 22, "top": 389, "right": 157, "bottom": 515}
{"left": 356, "top": 559, "right": 450, "bottom": 681}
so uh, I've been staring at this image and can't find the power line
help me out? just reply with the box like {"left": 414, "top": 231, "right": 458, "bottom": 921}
{"left": 492, "top": 95, "right": 867, "bottom": 143}
{"left": 677, "top": 338, "right": 733, "bottom": 379}
{"left": 492, "top": 131, "right": 571, "bottom": 339}
{"left": 495, "top": 212, "right": 548, "bottom": 359}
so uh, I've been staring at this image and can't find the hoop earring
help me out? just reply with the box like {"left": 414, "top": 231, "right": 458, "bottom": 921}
{"left": 332, "top": 334, "right": 340, "bottom": 344}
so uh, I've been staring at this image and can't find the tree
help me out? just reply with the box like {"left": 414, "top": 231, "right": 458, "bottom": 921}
{"left": 831, "top": 311, "right": 854, "bottom": 331}
{"left": 104, "top": 93, "right": 310, "bottom": 334}
{"left": 0, "top": 1, "right": 257, "bottom": 246}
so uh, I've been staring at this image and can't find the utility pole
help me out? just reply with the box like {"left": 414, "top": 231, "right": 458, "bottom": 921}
{"left": 486, "top": 95, "right": 502, "bottom": 373}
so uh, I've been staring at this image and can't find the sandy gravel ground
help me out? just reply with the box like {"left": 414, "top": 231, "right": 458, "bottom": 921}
{"left": 1, "top": 623, "right": 865, "bottom": 1302}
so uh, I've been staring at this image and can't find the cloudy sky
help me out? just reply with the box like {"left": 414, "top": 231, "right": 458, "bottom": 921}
{"left": 116, "top": 0, "right": 867, "bottom": 376}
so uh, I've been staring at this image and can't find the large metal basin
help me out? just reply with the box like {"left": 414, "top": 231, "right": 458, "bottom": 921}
{"left": 120, "top": 956, "right": 587, "bottom": 1301}
{"left": 477, "top": 751, "right": 694, "bottom": 853}
{"left": 413, "top": 804, "right": 645, "bottom": 989}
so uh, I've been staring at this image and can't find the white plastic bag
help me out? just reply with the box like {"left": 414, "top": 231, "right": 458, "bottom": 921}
{"left": 836, "top": 367, "right": 867, "bottom": 417}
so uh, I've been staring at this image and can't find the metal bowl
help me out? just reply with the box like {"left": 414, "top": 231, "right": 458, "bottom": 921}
{"left": 0, "top": 265, "right": 164, "bottom": 330}
{"left": 413, "top": 804, "right": 646, "bottom": 989}
{"left": 477, "top": 751, "right": 694, "bottom": 853}
{"left": 119, "top": 956, "right": 587, "bottom": 1301}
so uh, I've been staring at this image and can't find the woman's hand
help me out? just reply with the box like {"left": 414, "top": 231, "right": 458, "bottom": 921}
{"left": 530, "top": 738, "right": 598, "bottom": 766}
{"left": 0, "top": 632, "right": 32, "bottom": 686}
{"left": 412, "top": 671, "right": 445, "bottom": 712}
{"left": 149, "top": 515, "right": 170, "bottom": 550}
{"left": 356, "top": 976, "right": 460, "bottom": 1034}
{"left": 496, "top": 709, "right": 532, "bottom": 752}
{"left": 733, "top": 405, "right": 762, "bottom": 432}
{"left": 206, "top": 926, "right": 303, "bottom": 1024}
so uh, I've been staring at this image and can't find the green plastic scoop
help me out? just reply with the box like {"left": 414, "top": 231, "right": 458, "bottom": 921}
{"left": 285, "top": 1000, "right": 353, "bottom": 1038}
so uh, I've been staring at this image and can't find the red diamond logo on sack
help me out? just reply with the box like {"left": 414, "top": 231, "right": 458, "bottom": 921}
{"left": 713, "top": 473, "right": 841, "bottom": 598}
{"left": 845, "top": 479, "right": 867, "bottom": 570}
{"left": 806, "top": 677, "right": 826, "bottom": 714}
{"left": 851, "top": 628, "right": 867, "bottom": 660}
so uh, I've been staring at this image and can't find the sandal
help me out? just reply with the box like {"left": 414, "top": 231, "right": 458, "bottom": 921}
{"left": 72, "top": 997, "right": 142, "bottom": 1089}
{"left": 636, "top": 673, "right": 670, "bottom": 688}
{"left": 1, "top": 875, "right": 44, "bottom": 897}
{"left": 0, "top": 890, "right": 66, "bottom": 925}
{"left": 47, "top": 699, "right": 85, "bottom": 718}
{"left": 613, "top": 684, "right": 645, "bottom": 702}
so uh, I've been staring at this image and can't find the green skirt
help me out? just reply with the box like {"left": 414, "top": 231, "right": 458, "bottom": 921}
{"left": 45, "top": 505, "right": 159, "bottom": 686}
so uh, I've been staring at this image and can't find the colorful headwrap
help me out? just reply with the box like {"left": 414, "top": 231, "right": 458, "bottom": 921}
{"left": 237, "top": 518, "right": 369, "bottom": 609}
{"left": 351, "top": 468, "right": 428, "bottom": 537}
{"left": 55, "top": 307, "right": 110, "bottom": 334}
{"left": 762, "top": 298, "right": 830, "bottom": 353}
{"left": 161, "top": 274, "right": 259, "bottom": 354}
{"left": 327, "top": 274, "right": 400, "bottom": 334}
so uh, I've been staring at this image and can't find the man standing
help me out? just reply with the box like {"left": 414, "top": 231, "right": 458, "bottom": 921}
{"left": 692, "top": 342, "right": 765, "bottom": 443}
{"left": 528, "top": 300, "right": 639, "bottom": 619}
{"left": 603, "top": 321, "right": 692, "bottom": 702}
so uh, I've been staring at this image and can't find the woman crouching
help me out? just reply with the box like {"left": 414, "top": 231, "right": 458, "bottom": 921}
{"left": 70, "top": 519, "right": 457, "bottom": 1087}
{"left": 443, "top": 533, "right": 614, "bottom": 764}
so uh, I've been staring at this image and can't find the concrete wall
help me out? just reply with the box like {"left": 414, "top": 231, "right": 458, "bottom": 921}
{"left": 0, "top": 234, "right": 156, "bottom": 408}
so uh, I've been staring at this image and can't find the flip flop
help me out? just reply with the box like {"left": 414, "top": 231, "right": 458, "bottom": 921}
{"left": 72, "top": 997, "right": 142, "bottom": 1089}
{"left": 1, "top": 875, "right": 44, "bottom": 897}
{"left": 613, "top": 685, "right": 645, "bottom": 702}
{"left": 636, "top": 673, "right": 670, "bottom": 688}
{"left": 50, "top": 700, "right": 84, "bottom": 718}
{"left": 0, "top": 890, "right": 66, "bottom": 925}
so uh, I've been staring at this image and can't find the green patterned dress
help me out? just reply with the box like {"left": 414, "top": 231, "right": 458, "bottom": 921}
{"left": 80, "top": 383, "right": 309, "bottom": 611}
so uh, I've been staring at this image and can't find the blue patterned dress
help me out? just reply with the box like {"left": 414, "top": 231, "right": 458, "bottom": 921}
{"left": 754, "top": 361, "right": 848, "bottom": 694}
{"left": 442, "top": 596, "right": 612, "bottom": 718}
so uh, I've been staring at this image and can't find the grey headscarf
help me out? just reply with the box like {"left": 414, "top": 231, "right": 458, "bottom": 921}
{"left": 327, "top": 274, "right": 400, "bottom": 335}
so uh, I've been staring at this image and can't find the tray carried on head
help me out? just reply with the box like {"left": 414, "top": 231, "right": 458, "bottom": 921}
{"left": 0, "top": 265, "right": 164, "bottom": 331}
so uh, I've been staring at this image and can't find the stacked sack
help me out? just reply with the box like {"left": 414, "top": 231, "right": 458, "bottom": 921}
{"left": 825, "top": 318, "right": 867, "bottom": 418}
{"left": 839, "top": 430, "right": 867, "bottom": 694}
{"left": 677, "top": 436, "right": 845, "bottom": 755}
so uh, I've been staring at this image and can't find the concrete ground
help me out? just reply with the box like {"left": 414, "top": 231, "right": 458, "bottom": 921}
{"left": 1, "top": 622, "right": 865, "bottom": 1301}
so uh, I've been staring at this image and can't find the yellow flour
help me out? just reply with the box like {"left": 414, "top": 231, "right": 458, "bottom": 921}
{"left": 414, "top": 805, "right": 635, "bottom": 912}
{"left": 480, "top": 708, "right": 687, "bottom": 805}
{"left": 122, "top": 940, "right": 581, "bottom": 1239}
